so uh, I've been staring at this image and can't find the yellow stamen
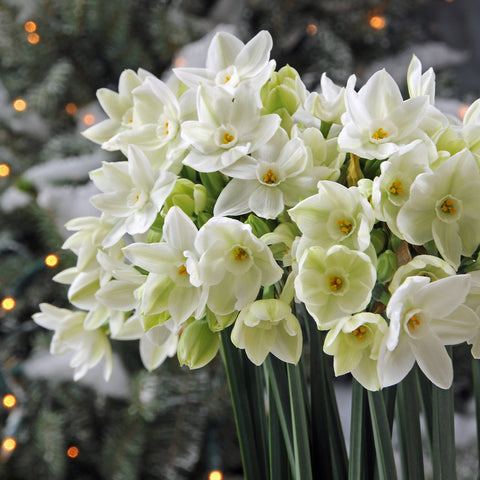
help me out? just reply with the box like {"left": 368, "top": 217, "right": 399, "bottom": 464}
{"left": 223, "top": 132, "right": 235, "bottom": 144}
{"left": 389, "top": 180, "right": 404, "bottom": 195}
{"left": 178, "top": 265, "right": 188, "bottom": 275}
{"left": 407, "top": 314, "right": 420, "bottom": 330}
{"left": 263, "top": 169, "right": 276, "bottom": 184}
{"left": 372, "top": 127, "right": 389, "bottom": 140}
{"left": 165, "top": 122, "right": 169, "bottom": 135}
{"left": 329, "top": 276, "right": 343, "bottom": 291}
{"left": 352, "top": 325, "right": 367, "bottom": 340}
{"left": 135, "top": 194, "right": 139, "bottom": 202}
{"left": 337, "top": 220, "right": 352, "bottom": 234}
{"left": 441, "top": 199, "right": 455, "bottom": 214}
{"left": 225, "top": 75, "right": 231, "bottom": 83}
{"left": 233, "top": 247, "right": 247, "bottom": 261}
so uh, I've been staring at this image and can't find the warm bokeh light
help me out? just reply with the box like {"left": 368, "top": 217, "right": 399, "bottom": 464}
{"left": 27, "top": 33, "right": 40, "bottom": 44}
{"left": 445, "top": 0, "right": 454, "bottom": 2}
{"left": 458, "top": 103, "right": 469, "bottom": 120}
{"left": 174, "top": 56, "right": 187, "bottom": 68}
{"left": 24, "top": 21, "right": 37, "bottom": 33}
{"left": 306, "top": 24, "right": 318, "bottom": 35}
{"left": 369, "top": 15, "right": 387, "bottom": 30}
{"left": 65, "top": 102, "right": 78, "bottom": 115}
{"left": 208, "top": 471, "right": 223, "bottom": 480}
{"left": 1, "top": 297, "right": 15, "bottom": 311}
{"left": 13, "top": 99, "right": 27, "bottom": 112}
{"left": 83, "top": 114, "right": 95, "bottom": 125}
{"left": 0, "top": 164, "right": 10, "bottom": 177}
{"left": 45, "top": 254, "right": 59, "bottom": 267}
{"left": 67, "top": 446, "right": 79, "bottom": 458}
{"left": 2, "top": 438, "right": 16, "bottom": 452}
{"left": 2, "top": 394, "right": 17, "bottom": 409}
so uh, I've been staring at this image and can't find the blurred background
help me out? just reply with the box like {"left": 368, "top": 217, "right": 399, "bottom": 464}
{"left": 0, "top": 0, "right": 478, "bottom": 479}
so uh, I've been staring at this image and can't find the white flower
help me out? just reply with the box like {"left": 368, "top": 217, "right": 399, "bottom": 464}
{"left": 338, "top": 69, "right": 429, "bottom": 160}
{"left": 32, "top": 303, "right": 113, "bottom": 381}
{"left": 397, "top": 149, "right": 480, "bottom": 269}
{"left": 378, "top": 275, "right": 477, "bottom": 389}
{"left": 407, "top": 55, "right": 435, "bottom": 104}
{"left": 462, "top": 99, "right": 480, "bottom": 165}
{"left": 89, "top": 145, "right": 177, "bottom": 247}
{"left": 195, "top": 217, "right": 283, "bottom": 315}
{"left": 231, "top": 299, "right": 302, "bottom": 365}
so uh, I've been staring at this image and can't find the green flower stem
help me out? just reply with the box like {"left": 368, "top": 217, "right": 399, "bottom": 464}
{"left": 472, "top": 359, "right": 480, "bottom": 479}
{"left": 220, "top": 329, "right": 266, "bottom": 480}
{"left": 349, "top": 379, "right": 370, "bottom": 480}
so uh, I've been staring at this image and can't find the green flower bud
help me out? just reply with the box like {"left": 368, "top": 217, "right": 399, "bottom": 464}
{"left": 245, "top": 214, "right": 272, "bottom": 237}
{"left": 376, "top": 250, "right": 398, "bottom": 283}
{"left": 177, "top": 318, "right": 220, "bottom": 369}
{"left": 206, "top": 308, "right": 238, "bottom": 332}
{"left": 261, "top": 65, "right": 302, "bottom": 116}
{"left": 163, "top": 178, "right": 208, "bottom": 217}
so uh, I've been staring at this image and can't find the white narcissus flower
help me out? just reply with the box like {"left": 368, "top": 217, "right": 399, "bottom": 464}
{"left": 213, "top": 129, "right": 317, "bottom": 219}
{"left": 231, "top": 299, "right": 302, "bottom": 365}
{"left": 195, "top": 217, "right": 283, "bottom": 315}
{"left": 338, "top": 69, "right": 429, "bottom": 160}
{"left": 139, "top": 323, "right": 179, "bottom": 371}
{"left": 89, "top": 145, "right": 177, "bottom": 247}
{"left": 82, "top": 68, "right": 152, "bottom": 150}
{"left": 378, "top": 275, "right": 478, "bottom": 389}
{"left": 294, "top": 245, "right": 376, "bottom": 329}
{"left": 371, "top": 141, "right": 432, "bottom": 238}
{"left": 397, "top": 149, "right": 480, "bottom": 269}
{"left": 462, "top": 98, "right": 480, "bottom": 165}
{"left": 181, "top": 84, "right": 280, "bottom": 173}
{"left": 122, "top": 206, "right": 205, "bottom": 330}
{"left": 407, "top": 55, "right": 435, "bottom": 103}
{"left": 32, "top": 303, "right": 113, "bottom": 381}
{"left": 173, "top": 30, "right": 275, "bottom": 93}
{"left": 288, "top": 180, "right": 375, "bottom": 252}
{"left": 324, "top": 312, "right": 388, "bottom": 391}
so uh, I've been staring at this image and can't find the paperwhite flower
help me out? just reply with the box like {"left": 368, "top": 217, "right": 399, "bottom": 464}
{"left": 462, "top": 99, "right": 480, "bottom": 165}
{"left": 397, "top": 149, "right": 480, "bottom": 269}
{"left": 231, "top": 299, "right": 303, "bottom": 365}
{"left": 139, "top": 323, "right": 178, "bottom": 371}
{"left": 195, "top": 217, "right": 283, "bottom": 315}
{"left": 33, "top": 303, "right": 113, "bottom": 381}
{"left": 89, "top": 145, "right": 177, "bottom": 247}
{"left": 181, "top": 84, "right": 280, "bottom": 173}
{"left": 378, "top": 275, "right": 477, "bottom": 388}
{"left": 407, "top": 55, "right": 435, "bottom": 104}
{"left": 173, "top": 30, "right": 275, "bottom": 93}
{"left": 294, "top": 245, "right": 376, "bottom": 329}
{"left": 338, "top": 69, "right": 429, "bottom": 160}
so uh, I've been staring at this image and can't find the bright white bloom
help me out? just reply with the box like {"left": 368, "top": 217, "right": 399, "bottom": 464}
{"left": 295, "top": 245, "right": 376, "bottom": 329}
{"left": 139, "top": 323, "right": 178, "bottom": 371}
{"left": 231, "top": 299, "right": 302, "bottom": 365}
{"left": 324, "top": 312, "right": 387, "bottom": 391}
{"left": 462, "top": 99, "right": 480, "bottom": 165}
{"left": 181, "top": 84, "right": 280, "bottom": 173}
{"left": 82, "top": 68, "right": 152, "bottom": 150}
{"left": 371, "top": 141, "right": 432, "bottom": 238}
{"left": 288, "top": 180, "right": 375, "bottom": 252}
{"left": 174, "top": 30, "right": 275, "bottom": 93}
{"left": 122, "top": 206, "right": 206, "bottom": 329}
{"left": 195, "top": 217, "right": 283, "bottom": 315}
{"left": 407, "top": 55, "right": 435, "bottom": 103}
{"left": 89, "top": 145, "right": 177, "bottom": 247}
{"left": 378, "top": 275, "right": 477, "bottom": 388}
{"left": 214, "top": 129, "right": 317, "bottom": 219}
{"left": 397, "top": 149, "right": 480, "bottom": 269}
{"left": 338, "top": 69, "right": 429, "bottom": 160}
{"left": 33, "top": 303, "right": 113, "bottom": 381}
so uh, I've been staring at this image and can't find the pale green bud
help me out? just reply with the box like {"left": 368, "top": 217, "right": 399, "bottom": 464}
{"left": 376, "top": 250, "right": 398, "bottom": 283}
{"left": 163, "top": 178, "right": 209, "bottom": 217}
{"left": 245, "top": 214, "right": 272, "bottom": 238}
{"left": 177, "top": 318, "right": 220, "bottom": 369}
{"left": 206, "top": 308, "right": 238, "bottom": 332}
{"left": 261, "top": 65, "right": 301, "bottom": 116}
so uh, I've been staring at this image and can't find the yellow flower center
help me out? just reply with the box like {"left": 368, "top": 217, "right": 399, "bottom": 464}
{"left": 223, "top": 132, "right": 235, "bottom": 144}
{"left": 263, "top": 169, "right": 277, "bottom": 184}
{"left": 178, "top": 265, "right": 188, "bottom": 275}
{"left": 165, "top": 121, "right": 169, "bottom": 135}
{"left": 329, "top": 276, "right": 343, "bottom": 291}
{"left": 233, "top": 247, "right": 248, "bottom": 261}
{"left": 225, "top": 75, "right": 231, "bottom": 83}
{"left": 389, "top": 180, "right": 404, "bottom": 195}
{"left": 441, "top": 199, "right": 455, "bottom": 214}
{"left": 407, "top": 314, "right": 420, "bottom": 330}
{"left": 135, "top": 194, "right": 140, "bottom": 203}
{"left": 352, "top": 325, "right": 367, "bottom": 340}
{"left": 372, "top": 127, "right": 389, "bottom": 140}
{"left": 337, "top": 220, "right": 352, "bottom": 234}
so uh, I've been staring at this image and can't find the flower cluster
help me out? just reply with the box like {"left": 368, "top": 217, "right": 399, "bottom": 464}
{"left": 34, "top": 31, "right": 480, "bottom": 390}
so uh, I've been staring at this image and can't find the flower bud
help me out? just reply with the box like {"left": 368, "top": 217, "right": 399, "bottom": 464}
{"left": 163, "top": 178, "right": 208, "bottom": 217}
{"left": 245, "top": 214, "right": 272, "bottom": 238}
{"left": 177, "top": 318, "right": 220, "bottom": 369}
{"left": 206, "top": 308, "right": 238, "bottom": 332}
{"left": 376, "top": 249, "right": 398, "bottom": 283}
{"left": 370, "top": 228, "right": 387, "bottom": 255}
{"left": 261, "top": 65, "right": 302, "bottom": 116}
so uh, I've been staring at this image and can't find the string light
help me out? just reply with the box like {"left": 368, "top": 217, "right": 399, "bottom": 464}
{"left": 306, "top": 24, "right": 318, "bottom": 35}
{"left": 369, "top": 15, "right": 387, "bottom": 30}
{"left": 65, "top": 103, "right": 78, "bottom": 115}
{"left": 458, "top": 104, "right": 469, "bottom": 120}
{"left": 1, "top": 297, "right": 15, "bottom": 311}
{"left": 83, "top": 114, "right": 95, "bottom": 126}
{"left": 0, "top": 164, "right": 10, "bottom": 177}
{"left": 2, "top": 438, "right": 16, "bottom": 452}
{"left": 24, "top": 21, "right": 37, "bottom": 33}
{"left": 27, "top": 33, "right": 40, "bottom": 44}
{"left": 174, "top": 56, "right": 187, "bottom": 68}
{"left": 2, "top": 394, "right": 17, "bottom": 409}
{"left": 67, "top": 446, "right": 79, "bottom": 458}
{"left": 45, "top": 254, "right": 59, "bottom": 267}
{"left": 13, "top": 99, "right": 27, "bottom": 112}
{"left": 208, "top": 471, "right": 223, "bottom": 480}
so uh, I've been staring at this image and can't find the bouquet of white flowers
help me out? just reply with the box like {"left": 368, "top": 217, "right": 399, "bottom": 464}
{"left": 33, "top": 30, "right": 480, "bottom": 479}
